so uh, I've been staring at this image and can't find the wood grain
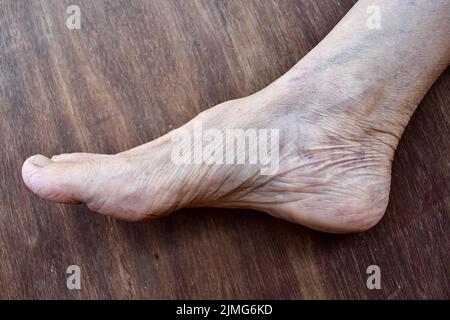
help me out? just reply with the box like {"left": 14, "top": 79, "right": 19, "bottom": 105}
{"left": 0, "top": 0, "right": 448, "bottom": 299}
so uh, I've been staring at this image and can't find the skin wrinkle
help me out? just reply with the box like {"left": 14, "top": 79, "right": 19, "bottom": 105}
{"left": 21, "top": 0, "right": 450, "bottom": 233}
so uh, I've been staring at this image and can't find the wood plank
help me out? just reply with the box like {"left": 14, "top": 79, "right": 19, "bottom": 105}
{"left": 0, "top": 0, "right": 448, "bottom": 299}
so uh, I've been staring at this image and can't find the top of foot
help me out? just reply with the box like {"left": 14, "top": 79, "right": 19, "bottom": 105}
{"left": 22, "top": 63, "right": 401, "bottom": 233}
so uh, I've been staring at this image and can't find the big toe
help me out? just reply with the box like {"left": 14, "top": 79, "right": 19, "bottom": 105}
{"left": 22, "top": 154, "right": 97, "bottom": 204}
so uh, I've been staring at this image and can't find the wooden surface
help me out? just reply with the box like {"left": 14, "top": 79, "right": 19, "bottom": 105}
{"left": 0, "top": 0, "right": 448, "bottom": 299}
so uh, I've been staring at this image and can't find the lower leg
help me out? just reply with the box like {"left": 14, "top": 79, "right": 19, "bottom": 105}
{"left": 22, "top": 0, "right": 450, "bottom": 232}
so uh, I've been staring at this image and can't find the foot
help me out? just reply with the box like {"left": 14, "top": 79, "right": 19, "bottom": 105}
{"left": 22, "top": 55, "right": 413, "bottom": 233}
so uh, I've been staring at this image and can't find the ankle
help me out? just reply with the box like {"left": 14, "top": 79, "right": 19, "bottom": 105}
{"left": 269, "top": 61, "right": 407, "bottom": 154}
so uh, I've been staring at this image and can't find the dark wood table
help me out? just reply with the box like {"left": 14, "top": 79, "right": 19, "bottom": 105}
{"left": 0, "top": 0, "right": 448, "bottom": 299}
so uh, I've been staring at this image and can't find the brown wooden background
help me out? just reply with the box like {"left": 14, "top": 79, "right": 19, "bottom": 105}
{"left": 0, "top": 0, "right": 448, "bottom": 299}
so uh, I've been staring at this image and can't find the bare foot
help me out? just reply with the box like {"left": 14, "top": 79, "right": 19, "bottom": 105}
{"left": 21, "top": 0, "right": 450, "bottom": 233}
{"left": 23, "top": 60, "right": 406, "bottom": 233}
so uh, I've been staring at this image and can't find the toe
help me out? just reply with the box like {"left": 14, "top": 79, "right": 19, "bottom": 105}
{"left": 51, "top": 152, "right": 107, "bottom": 162}
{"left": 22, "top": 154, "right": 98, "bottom": 204}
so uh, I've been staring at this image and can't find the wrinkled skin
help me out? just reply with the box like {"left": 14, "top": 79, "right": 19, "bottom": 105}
{"left": 21, "top": 65, "right": 400, "bottom": 233}
{"left": 22, "top": 0, "right": 450, "bottom": 233}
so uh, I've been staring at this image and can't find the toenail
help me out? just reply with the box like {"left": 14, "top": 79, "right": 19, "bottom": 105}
{"left": 29, "top": 154, "right": 53, "bottom": 168}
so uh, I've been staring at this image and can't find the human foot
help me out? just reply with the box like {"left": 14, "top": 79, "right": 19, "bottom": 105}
{"left": 23, "top": 59, "right": 407, "bottom": 233}
{"left": 22, "top": 0, "right": 450, "bottom": 233}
